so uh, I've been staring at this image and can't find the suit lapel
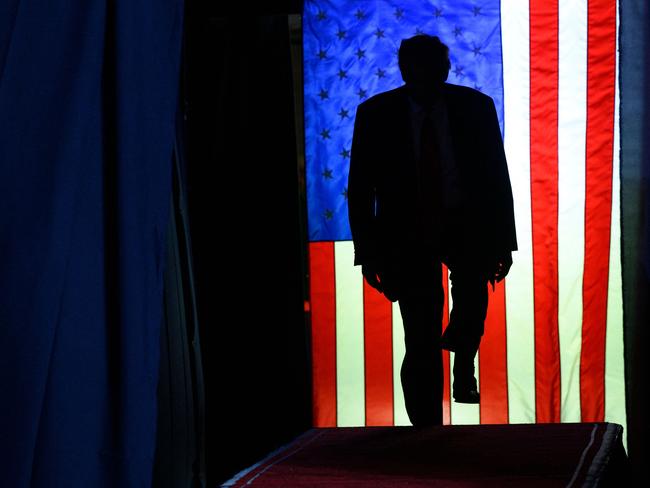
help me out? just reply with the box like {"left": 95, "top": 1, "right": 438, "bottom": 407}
{"left": 394, "top": 86, "right": 417, "bottom": 174}
{"left": 443, "top": 83, "right": 456, "bottom": 140}
{"left": 395, "top": 84, "right": 461, "bottom": 164}
{"left": 442, "top": 84, "right": 463, "bottom": 161}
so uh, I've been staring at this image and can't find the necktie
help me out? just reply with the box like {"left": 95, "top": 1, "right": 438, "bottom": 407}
{"left": 417, "top": 113, "right": 443, "bottom": 244}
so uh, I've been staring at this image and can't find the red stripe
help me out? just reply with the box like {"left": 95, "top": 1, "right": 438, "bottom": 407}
{"left": 479, "top": 280, "right": 509, "bottom": 424}
{"left": 363, "top": 282, "right": 394, "bottom": 426}
{"left": 442, "top": 265, "right": 452, "bottom": 425}
{"left": 580, "top": 0, "right": 616, "bottom": 422}
{"left": 309, "top": 242, "right": 337, "bottom": 427}
{"left": 530, "top": 0, "right": 562, "bottom": 423}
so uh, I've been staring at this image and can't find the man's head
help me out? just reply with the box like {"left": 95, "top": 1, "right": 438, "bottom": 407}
{"left": 398, "top": 35, "right": 450, "bottom": 105}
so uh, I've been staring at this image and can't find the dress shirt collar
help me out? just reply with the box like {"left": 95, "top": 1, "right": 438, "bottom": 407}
{"left": 407, "top": 92, "right": 443, "bottom": 117}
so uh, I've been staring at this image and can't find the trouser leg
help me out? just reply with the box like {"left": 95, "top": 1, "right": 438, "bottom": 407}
{"left": 397, "top": 259, "right": 444, "bottom": 426}
{"left": 446, "top": 265, "right": 489, "bottom": 390}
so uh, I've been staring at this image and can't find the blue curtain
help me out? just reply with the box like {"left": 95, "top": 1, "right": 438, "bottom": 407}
{"left": 620, "top": 0, "right": 650, "bottom": 473}
{"left": 0, "top": 1, "right": 183, "bottom": 486}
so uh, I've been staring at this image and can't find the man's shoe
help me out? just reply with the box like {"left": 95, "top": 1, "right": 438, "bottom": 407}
{"left": 453, "top": 388, "right": 480, "bottom": 404}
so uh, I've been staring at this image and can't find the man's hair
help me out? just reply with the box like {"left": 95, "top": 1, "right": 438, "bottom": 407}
{"left": 398, "top": 35, "right": 451, "bottom": 83}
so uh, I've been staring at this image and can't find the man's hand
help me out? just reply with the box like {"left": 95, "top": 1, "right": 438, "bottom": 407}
{"left": 362, "top": 262, "right": 401, "bottom": 302}
{"left": 362, "top": 263, "right": 383, "bottom": 293}
{"left": 491, "top": 252, "right": 513, "bottom": 283}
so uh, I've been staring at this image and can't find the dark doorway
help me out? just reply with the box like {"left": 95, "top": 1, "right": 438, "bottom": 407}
{"left": 182, "top": 3, "right": 310, "bottom": 486}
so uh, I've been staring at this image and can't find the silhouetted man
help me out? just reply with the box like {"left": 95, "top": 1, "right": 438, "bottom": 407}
{"left": 348, "top": 35, "right": 517, "bottom": 427}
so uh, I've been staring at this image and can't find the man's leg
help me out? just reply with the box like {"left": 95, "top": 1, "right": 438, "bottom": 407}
{"left": 397, "top": 258, "right": 444, "bottom": 426}
{"left": 444, "top": 264, "right": 489, "bottom": 398}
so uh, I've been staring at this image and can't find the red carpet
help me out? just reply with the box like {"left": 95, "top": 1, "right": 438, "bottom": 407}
{"left": 222, "top": 423, "right": 627, "bottom": 487}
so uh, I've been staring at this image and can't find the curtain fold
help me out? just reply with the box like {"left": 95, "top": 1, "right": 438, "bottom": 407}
{"left": 0, "top": 1, "right": 183, "bottom": 486}
{"left": 620, "top": 0, "right": 650, "bottom": 476}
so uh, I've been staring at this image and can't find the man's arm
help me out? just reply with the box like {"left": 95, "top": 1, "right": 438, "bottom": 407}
{"left": 483, "top": 96, "right": 517, "bottom": 283}
{"left": 347, "top": 102, "right": 378, "bottom": 267}
{"left": 347, "top": 102, "right": 386, "bottom": 294}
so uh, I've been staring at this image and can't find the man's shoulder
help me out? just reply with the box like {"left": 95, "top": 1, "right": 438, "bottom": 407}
{"left": 444, "top": 83, "right": 493, "bottom": 107}
{"left": 357, "top": 86, "right": 407, "bottom": 113}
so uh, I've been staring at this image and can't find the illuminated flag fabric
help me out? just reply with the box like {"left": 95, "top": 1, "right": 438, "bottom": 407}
{"left": 303, "top": 0, "right": 626, "bottom": 433}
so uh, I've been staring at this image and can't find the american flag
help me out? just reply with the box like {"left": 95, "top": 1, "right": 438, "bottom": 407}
{"left": 303, "top": 0, "right": 626, "bottom": 433}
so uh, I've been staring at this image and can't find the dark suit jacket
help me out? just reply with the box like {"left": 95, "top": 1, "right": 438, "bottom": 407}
{"left": 347, "top": 83, "right": 517, "bottom": 269}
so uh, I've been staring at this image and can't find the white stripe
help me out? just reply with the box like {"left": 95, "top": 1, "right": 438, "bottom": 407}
{"left": 557, "top": 0, "right": 588, "bottom": 423}
{"left": 334, "top": 241, "right": 365, "bottom": 426}
{"left": 392, "top": 301, "right": 410, "bottom": 425}
{"left": 501, "top": 0, "right": 536, "bottom": 423}
{"left": 605, "top": 0, "right": 627, "bottom": 448}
